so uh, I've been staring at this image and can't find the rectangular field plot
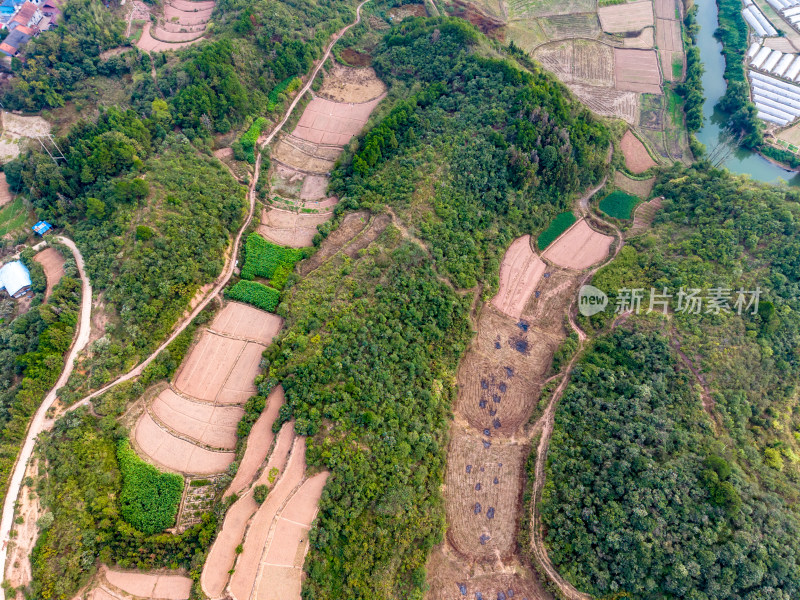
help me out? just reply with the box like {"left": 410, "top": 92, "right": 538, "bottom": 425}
{"left": 623, "top": 27, "right": 655, "bottom": 49}
{"left": 210, "top": 301, "right": 283, "bottom": 345}
{"left": 654, "top": 0, "right": 679, "bottom": 20}
{"left": 614, "top": 48, "right": 662, "bottom": 94}
{"left": 505, "top": 0, "right": 595, "bottom": 19}
{"left": 173, "top": 332, "right": 263, "bottom": 404}
{"left": 294, "top": 96, "right": 382, "bottom": 146}
{"left": 598, "top": 0, "right": 654, "bottom": 33}
{"left": 539, "top": 13, "right": 601, "bottom": 39}
{"left": 656, "top": 17, "right": 683, "bottom": 81}
{"left": 568, "top": 83, "right": 640, "bottom": 124}
{"left": 573, "top": 39, "right": 615, "bottom": 86}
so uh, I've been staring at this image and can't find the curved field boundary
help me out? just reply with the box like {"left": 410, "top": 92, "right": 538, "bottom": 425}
{"left": 202, "top": 422, "right": 295, "bottom": 598}
{"left": 103, "top": 567, "right": 192, "bottom": 600}
{"left": 34, "top": 246, "right": 66, "bottom": 301}
{"left": 626, "top": 195, "right": 663, "bottom": 238}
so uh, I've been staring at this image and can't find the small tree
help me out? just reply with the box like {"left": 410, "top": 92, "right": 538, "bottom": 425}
{"left": 253, "top": 484, "right": 269, "bottom": 505}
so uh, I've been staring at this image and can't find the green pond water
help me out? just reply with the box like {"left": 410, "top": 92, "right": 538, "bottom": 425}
{"left": 694, "top": 0, "right": 800, "bottom": 185}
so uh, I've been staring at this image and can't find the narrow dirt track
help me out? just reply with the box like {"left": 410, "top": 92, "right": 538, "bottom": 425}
{"left": 0, "top": 4, "right": 372, "bottom": 592}
{"left": 527, "top": 211, "right": 624, "bottom": 600}
{"left": 0, "top": 237, "right": 93, "bottom": 600}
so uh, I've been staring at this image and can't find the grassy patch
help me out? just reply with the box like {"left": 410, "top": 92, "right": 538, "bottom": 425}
{"left": 240, "top": 233, "right": 304, "bottom": 289}
{"left": 537, "top": 212, "right": 576, "bottom": 250}
{"left": 225, "top": 280, "right": 280, "bottom": 312}
{"left": 0, "top": 198, "right": 27, "bottom": 236}
{"left": 600, "top": 190, "right": 640, "bottom": 220}
{"left": 672, "top": 55, "right": 683, "bottom": 80}
{"left": 117, "top": 439, "right": 183, "bottom": 535}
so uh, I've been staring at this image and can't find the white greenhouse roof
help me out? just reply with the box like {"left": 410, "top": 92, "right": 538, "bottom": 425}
{"left": 0, "top": 261, "right": 32, "bottom": 297}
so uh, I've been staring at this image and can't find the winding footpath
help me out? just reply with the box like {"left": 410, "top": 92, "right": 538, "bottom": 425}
{"left": 0, "top": 4, "right": 371, "bottom": 596}
{"left": 0, "top": 237, "right": 92, "bottom": 596}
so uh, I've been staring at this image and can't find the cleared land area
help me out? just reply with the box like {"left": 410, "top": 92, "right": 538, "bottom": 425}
{"left": 542, "top": 219, "right": 614, "bottom": 270}
{"left": 224, "top": 386, "right": 286, "bottom": 498}
{"left": 654, "top": 0, "right": 678, "bottom": 19}
{"left": 598, "top": 1, "right": 654, "bottom": 33}
{"left": 0, "top": 112, "right": 51, "bottom": 164}
{"left": 627, "top": 195, "right": 663, "bottom": 237}
{"left": 614, "top": 171, "right": 655, "bottom": 198}
{"left": 614, "top": 48, "right": 662, "bottom": 94}
{"left": 0, "top": 173, "right": 12, "bottom": 208}
{"left": 136, "top": 0, "right": 214, "bottom": 52}
{"left": 568, "top": 84, "right": 640, "bottom": 124}
{"left": 229, "top": 437, "right": 307, "bottom": 600}
{"left": 491, "top": 235, "right": 546, "bottom": 319}
{"left": 294, "top": 96, "right": 383, "bottom": 146}
{"left": 150, "top": 389, "right": 243, "bottom": 449}
{"left": 539, "top": 12, "right": 602, "bottom": 39}
{"left": 203, "top": 422, "right": 295, "bottom": 598}
{"left": 133, "top": 412, "right": 235, "bottom": 474}
{"left": 317, "top": 62, "right": 387, "bottom": 103}
{"left": 208, "top": 301, "right": 283, "bottom": 344}
{"left": 34, "top": 247, "right": 66, "bottom": 301}
{"left": 133, "top": 300, "right": 281, "bottom": 475}
{"left": 253, "top": 472, "right": 329, "bottom": 600}
{"left": 445, "top": 428, "right": 527, "bottom": 560}
{"left": 103, "top": 568, "right": 193, "bottom": 599}
{"left": 656, "top": 17, "right": 683, "bottom": 82}
{"left": 260, "top": 66, "right": 385, "bottom": 248}
{"left": 620, "top": 129, "right": 657, "bottom": 172}
{"left": 777, "top": 120, "right": 800, "bottom": 145}
{"left": 506, "top": 0, "right": 595, "bottom": 18}
{"left": 624, "top": 27, "right": 655, "bottom": 48}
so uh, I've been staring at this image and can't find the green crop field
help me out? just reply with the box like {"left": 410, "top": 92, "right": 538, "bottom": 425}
{"left": 240, "top": 233, "right": 304, "bottom": 289}
{"left": 0, "top": 198, "right": 27, "bottom": 237}
{"left": 225, "top": 280, "right": 281, "bottom": 312}
{"left": 600, "top": 190, "right": 640, "bottom": 219}
{"left": 117, "top": 440, "right": 183, "bottom": 535}
{"left": 537, "top": 211, "right": 577, "bottom": 250}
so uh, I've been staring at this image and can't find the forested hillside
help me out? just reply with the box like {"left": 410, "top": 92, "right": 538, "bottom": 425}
{"left": 260, "top": 17, "right": 610, "bottom": 598}
{"left": 541, "top": 164, "right": 800, "bottom": 599}
{"left": 7, "top": 107, "right": 246, "bottom": 395}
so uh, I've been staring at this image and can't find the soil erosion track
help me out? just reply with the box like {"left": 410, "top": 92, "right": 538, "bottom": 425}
{"left": 0, "top": 3, "right": 372, "bottom": 595}
{"left": 0, "top": 237, "right": 93, "bottom": 597}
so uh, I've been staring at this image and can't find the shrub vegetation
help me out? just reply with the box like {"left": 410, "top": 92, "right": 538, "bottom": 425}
{"left": 225, "top": 280, "right": 281, "bottom": 312}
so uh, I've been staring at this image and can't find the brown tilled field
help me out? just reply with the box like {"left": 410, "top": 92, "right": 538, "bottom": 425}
{"left": 229, "top": 437, "right": 307, "bottom": 600}
{"left": 621, "top": 130, "right": 658, "bottom": 172}
{"left": 150, "top": 389, "right": 243, "bottom": 450}
{"left": 656, "top": 17, "right": 683, "bottom": 81}
{"left": 568, "top": 84, "right": 640, "bottom": 124}
{"left": 624, "top": 27, "right": 655, "bottom": 49}
{"left": 654, "top": 0, "right": 678, "bottom": 20}
{"left": 318, "top": 63, "right": 387, "bottom": 103}
{"left": 34, "top": 247, "right": 65, "bottom": 301}
{"left": 614, "top": 48, "right": 662, "bottom": 95}
{"left": 173, "top": 333, "right": 263, "bottom": 404}
{"left": 294, "top": 97, "right": 383, "bottom": 146}
{"left": 209, "top": 301, "right": 283, "bottom": 344}
{"left": 492, "top": 235, "right": 546, "bottom": 319}
{"left": 538, "top": 12, "right": 602, "bottom": 39}
{"left": 133, "top": 412, "right": 235, "bottom": 474}
{"left": 614, "top": 171, "right": 655, "bottom": 198}
{"left": 203, "top": 422, "right": 295, "bottom": 598}
{"left": 258, "top": 208, "right": 333, "bottom": 248}
{"left": 253, "top": 472, "right": 329, "bottom": 600}
{"left": 426, "top": 553, "right": 551, "bottom": 600}
{"left": 103, "top": 567, "right": 192, "bottom": 599}
{"left": 627, "top": 195, "right": 664, "bottom": 237}
{"left": 534, "top": 40, "right": 614, "bottom": 87}
{"left": 573, "top": 40, "right": 615, "bottom": 87}
{"left": 444, "top": 426, "right": 526, "bottom": 560}
{"left": 598, "top": 0, "right": 654, "bottom": 33}
{"left": 224, "top": 386, "right": 286, "bottom": 497}
{"left": 542, "top": 219, "right": 614, "bottom": 270}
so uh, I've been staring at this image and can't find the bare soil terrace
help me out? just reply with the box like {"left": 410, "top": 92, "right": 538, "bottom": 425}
{"left": 33, "top": 247, "right": 66, "bottom": 301}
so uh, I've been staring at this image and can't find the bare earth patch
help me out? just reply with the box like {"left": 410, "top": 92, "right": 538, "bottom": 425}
{"left": 0, "top": 173, "right": 13, "bottom": 208}
{"left": 614, "top": 48, "right": 662, "bottom": 95}
{"left": 0, "top": 112, "right": 51, "bottom": 163}
{"left": 567, "top": 84, "right": 640, "bottom": 124}
{"left": 34, "top": 247, "right": 66, "bottom": 301}
{"left": 203, "top": 422, "right": 295, "bottom": 598}
{"left": 3, "top": 460, "right": 42, "bottom": 597}
{"left": 150, "top": 388, "right": 243, "bottom": 449}
{"left": 598, "top": 0, "right": 654, "bottom": 33}
{"left": 542, "top": 219, "right": 614, "bottom": 271}
{"left": 209, "top": 301, "right": 283, "bottom": 344}
{"left": 620, "top": 130, "right": 657, "bottom": 173}
{"left": 492, "top": 235, "right": 546, "bottom": 320}
{"left": 624, "top": 27, "right": 655, "bottom": 49}
{"left": 103, "top": 566, "right": 192, "bottom": 599}
{"left": 317, "top": 62, "right": 387, "bottom": 103}
{"left": 614, "top": 171, "right": 655, "bottom": 199}
{"left": 627, "top": 195, "right": 664, "bottom": 238}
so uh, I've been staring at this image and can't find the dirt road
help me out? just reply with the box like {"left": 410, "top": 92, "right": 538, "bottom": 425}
{"left": 0, "top": 4, "right": 373, "bottom": 594}
{"left": 0, "top": 237, "right": 92, "bottom": 600}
